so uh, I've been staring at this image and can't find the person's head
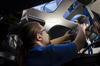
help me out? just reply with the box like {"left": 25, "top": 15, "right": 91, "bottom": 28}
{"left": 76, "top": 15, "right": 90, "bottom": 28}
{"left": 19, "top": 22, "right": 50, "bottom": 47}
{"left": 16, "top": 22, "right": 50, "bottom": 66}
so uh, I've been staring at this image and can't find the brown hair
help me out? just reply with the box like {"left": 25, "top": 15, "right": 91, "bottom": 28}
{"left": 76, "top": 15, "right": 88, "bottom": 24}
{"left": 16, "top": 22, "right": 42, "bottom": 66}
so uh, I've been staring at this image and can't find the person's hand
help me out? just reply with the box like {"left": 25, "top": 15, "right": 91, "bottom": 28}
{"left": 64, "top": 30, "right": 74, "bottom": 37}
{"left": 94, "top": 20, "right": 100, "bottom": 28}
{"left": 94, "top": 21, "right": 100, "bottom": 38}
{"left": 94, "top": 21, "right": 100, "bottom": 32}
{"left": 91, "top": 26, "right": 98, "bottom": 33}
{"left": 88, "top": 21, "right": 100, "bottom": 34}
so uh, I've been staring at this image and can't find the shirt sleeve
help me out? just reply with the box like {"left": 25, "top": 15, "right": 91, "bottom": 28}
{"left": 48, "top": 42, "right": 78, "bottom": 65}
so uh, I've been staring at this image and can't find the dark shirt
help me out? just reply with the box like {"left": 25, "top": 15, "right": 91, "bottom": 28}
{"left": 27, "top": 42, "right": 78, "bottom": 66}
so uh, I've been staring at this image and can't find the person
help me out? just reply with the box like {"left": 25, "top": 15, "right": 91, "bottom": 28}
{"left": 15, "top": 21, "right": 86, "bottom": 66}
{"left": 89, "top": 11, "right": 100, "bottom": 39}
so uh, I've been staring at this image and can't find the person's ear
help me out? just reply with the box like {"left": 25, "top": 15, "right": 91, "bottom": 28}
{"left": 36, "top": 34, "right": 42, "bottom": 41}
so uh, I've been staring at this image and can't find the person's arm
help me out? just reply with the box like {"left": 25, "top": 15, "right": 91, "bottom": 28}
{"left": 50, "top": 30, "right": 72, "bottom": 44}
{"left": 88, "top": 23, "right": 100, "bottom": 38}
{"left": 94, "top": 21, "right": 100, "bottom": 38}
{"left": 73, "top": 24, "right": 86, "bottom": 51}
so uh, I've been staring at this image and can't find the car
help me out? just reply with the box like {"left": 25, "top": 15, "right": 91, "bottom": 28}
{"left": 0, "top": 0, "right": 100, "bottom": 66}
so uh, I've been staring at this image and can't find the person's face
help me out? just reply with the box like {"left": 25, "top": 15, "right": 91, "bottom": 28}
{"left": 39, "top": 25, "right": 50, "bottom": 45}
